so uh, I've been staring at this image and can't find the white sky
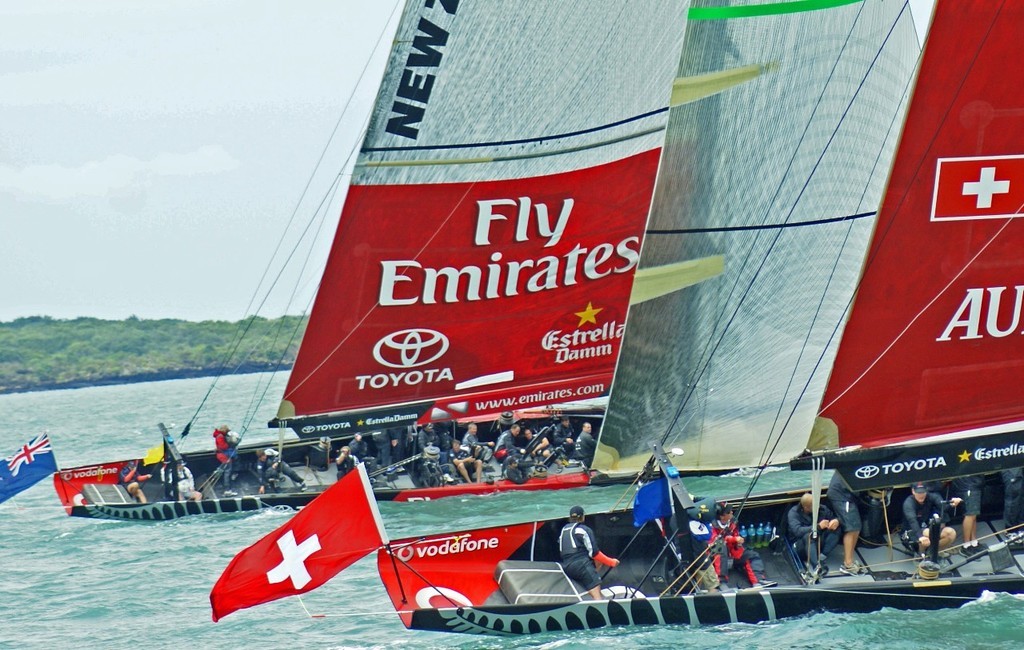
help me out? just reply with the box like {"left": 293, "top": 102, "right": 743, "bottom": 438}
{"left": 0, "top": 0, "right": 400, "bottom": 322}
{"left": 0, "top": 0, "right": 934, "bottom": 323}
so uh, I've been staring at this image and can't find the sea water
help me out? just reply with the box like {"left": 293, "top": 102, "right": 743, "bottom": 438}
{"left": 3, "top": 373, "right": 1024, "bottom": 649}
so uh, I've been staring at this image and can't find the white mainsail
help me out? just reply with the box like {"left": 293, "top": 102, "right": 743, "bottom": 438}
{"left": 598, "top": 0, "right": 921, "bottom": 473}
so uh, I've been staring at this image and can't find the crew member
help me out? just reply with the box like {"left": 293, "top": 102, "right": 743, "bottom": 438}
{"left": 559, "top": 505, "right": 619, "bottom": 600}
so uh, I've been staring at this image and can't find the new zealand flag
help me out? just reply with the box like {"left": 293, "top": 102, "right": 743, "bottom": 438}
{"left": 0, "top": 433, "right": 58, "bottom": 504}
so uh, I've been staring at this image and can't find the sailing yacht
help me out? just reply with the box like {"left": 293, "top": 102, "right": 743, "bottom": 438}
{"left": 212, "top": 0, "right": 1024, "bottom": 636}
{"left": 54, "top": 0, "right": 694, "bottom": 519}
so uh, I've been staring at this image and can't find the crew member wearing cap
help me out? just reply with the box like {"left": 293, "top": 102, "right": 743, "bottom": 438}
{"left": 175, "top": 459, "right": 202, "bottom": 502}
{"left": 558, "top": 505, "right": 619, "bottom": 600}
{"left": 255, "top": 448, "right": 307, "bottom": 494}
{"left": 901, "top": 482, "right": 962, "bottom": 556}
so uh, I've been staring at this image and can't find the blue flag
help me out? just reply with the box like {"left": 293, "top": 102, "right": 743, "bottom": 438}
{"left": 633, "top": 476, "right": 672, "bottom": 527}
{"left": 0, "top": 433, "right": 58, "bottom": 504}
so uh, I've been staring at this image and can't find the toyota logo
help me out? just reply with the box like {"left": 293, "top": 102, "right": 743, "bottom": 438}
{"left": 855, "top": 465, "right": 880, "bottom": 480}
{"left": 373, "top": 329, "right": 449, "bottom": 369}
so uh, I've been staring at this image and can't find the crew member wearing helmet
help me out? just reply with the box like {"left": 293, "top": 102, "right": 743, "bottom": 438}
{"left": 255, "top": 448, "right": 307, "bottom": 494}
{"left": 558, "top": 505, "right": 619, "bottom": 600}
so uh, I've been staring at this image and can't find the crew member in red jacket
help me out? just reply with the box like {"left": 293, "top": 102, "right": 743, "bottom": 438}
{"left": 710, "top": 503, "right": 775, "bottom": 588}
{"left": 213, "top": 424, "right": 238, "bottom": 497}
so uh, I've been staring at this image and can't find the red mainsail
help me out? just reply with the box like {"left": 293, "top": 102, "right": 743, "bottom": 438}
{"left": 283, "top": 150, "right": 660, "bottom": 423}
{"left": 821, "top": 1, "right": 1024, "bottom": 448}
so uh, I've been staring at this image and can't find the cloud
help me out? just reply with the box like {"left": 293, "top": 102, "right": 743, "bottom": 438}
{"left": 0, "top": 145, "right": 239, "bottom": 202}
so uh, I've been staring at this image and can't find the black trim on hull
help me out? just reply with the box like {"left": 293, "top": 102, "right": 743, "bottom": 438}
{"left": 72, "top": 496, "right": 270, "bottom": 521}
{"left": 408, "top": 575, "right": 1024, "bottom": 635}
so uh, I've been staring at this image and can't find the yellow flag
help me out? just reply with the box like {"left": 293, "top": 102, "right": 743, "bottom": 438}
{"left": 143, "top": 444, "right": 164, "bottom": 466}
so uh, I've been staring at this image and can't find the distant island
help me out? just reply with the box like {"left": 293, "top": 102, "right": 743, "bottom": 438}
{"left": 0, "top": 315, "right": 306, "bottom": 394}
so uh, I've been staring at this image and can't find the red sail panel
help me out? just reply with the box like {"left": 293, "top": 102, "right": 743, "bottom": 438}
{"left": 821, "top": 1, "right": 1024, "bottom": 448}
{"left": 284, "top": 150, "right": 659, "bottom": 420}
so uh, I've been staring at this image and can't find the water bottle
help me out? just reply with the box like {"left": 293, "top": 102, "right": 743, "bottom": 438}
{"left": 755, "top": 522, "right": 765, "bottom": 547}
{"left": 739, "top": 524, "right": 748, "bottom": 543}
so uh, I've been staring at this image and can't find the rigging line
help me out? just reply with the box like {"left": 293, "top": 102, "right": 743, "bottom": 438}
{"left": 821, "top": 4, "right": 1011, "bottom": 412}
{"left": 658, "top": 0, "right": 876, "bottom": 453}
{"left": 387, "top": 550, "right": 466, "bottom": 609}
{"left": 360, "top": 107, "right": 669, "bottom": 153}
{"left": 848, "top": 3, "right": 1004, "bottom": 303}
{"left": 181, "top": 0, "right": 403, "bottom": 433}
{"left": 237, "top": 176, "right": 347, "bottom": 430}
{"left": 820, "top": 206, "right": 1020, "bottom": 413}
{"left": 768, "top": 31, "right": 919, "bottom": 462}
{"left": 283, "top": 181, "right": 478, "bottom": 402}
{"left": 745, "top": 5, "right": 913, "bottom": 495}
{"left": 646, "top": 210, "right": 875, "bottom": 234}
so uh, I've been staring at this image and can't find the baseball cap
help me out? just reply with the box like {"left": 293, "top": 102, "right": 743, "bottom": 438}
{"left": 912, "top": 482, "right": 928, "bottom": 494}
{"left": 569, "top": 505, "right": 585, "bottom": 518}
{"left": 264, "top": 448, "right": 278, "bottom": 457}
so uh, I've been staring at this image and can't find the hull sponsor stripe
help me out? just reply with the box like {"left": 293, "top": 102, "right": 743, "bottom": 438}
{"left": 722, "top": 592, "right": 738, "bottom": 623}
{"left": 758, "top": 590, "right": 777, "bottom": 621}
{"left": 455, "top": 371, "right": 515, "bottom": 391}
{"left": 683, "top": 595, "right": 699, "bottom": 625}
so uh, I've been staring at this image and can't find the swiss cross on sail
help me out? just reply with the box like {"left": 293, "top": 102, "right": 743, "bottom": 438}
{"left": 931, "top": 155, "right": 1024, "bottom": 221}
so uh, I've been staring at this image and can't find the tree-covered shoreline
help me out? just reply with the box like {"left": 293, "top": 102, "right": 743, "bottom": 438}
{"left": 0, "top": 316, "right": 306, "bottom": 394}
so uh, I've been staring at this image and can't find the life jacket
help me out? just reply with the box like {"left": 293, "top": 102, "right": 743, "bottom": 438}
{"left": 559, "top": 522, "right": 593, "bottom": 559}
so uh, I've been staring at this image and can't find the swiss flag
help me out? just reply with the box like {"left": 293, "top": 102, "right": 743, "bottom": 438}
{"left": 210, "top": 464, "right": 388, "bottom": 622}
{"left": 932, "top": 154, "right": 1024, "bottom": 221}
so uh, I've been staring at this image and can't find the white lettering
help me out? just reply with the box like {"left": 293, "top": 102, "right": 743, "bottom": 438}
{"left": 879, "top": 456, "right": 947, "bottom": 475}
{"left": 474, "top": 198, "right": 518, "bottom": 245}
{"left": 985, "top": 286, "right": 1024, "bottom": 337}
{"left": 409, "top": 535, "right": 500, "bottom": 559}
{"left": 938, "top": 285, "right": 1024, "bottom": 341}
{"left": 381, "top": 195, "right": 632, "bottom": 306}
{"left": 555, "top": 343, "right": 614, "bottom": 364}
{"left": 356, "top": 367, "right": 454, "bottom": 390}
{"left": 380, "top": 261, "right": 421, "bottom": 306}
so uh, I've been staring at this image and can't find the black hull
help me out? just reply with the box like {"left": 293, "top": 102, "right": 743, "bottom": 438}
{"left": 408, "top": 573, "right": 1024, "bottom": 635}
{"left": 64, "top": 470, "right": 603, "bottom": 521}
